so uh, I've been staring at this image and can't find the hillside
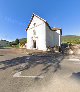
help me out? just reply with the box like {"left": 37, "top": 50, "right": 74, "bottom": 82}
{"left": 62, "top": 35, "right": 80, "bottom": 44}
{"left": 19, "top": 38, "right": 27, "bottom": 43}
{"left": 10, "top": 38, "right": 27, "bottom": 44}
{"left": 0, "top": 40, "right": 10, "bottom": 47}
{"left": 0, "top": 35, "right": 80, "bottom": 48}
{"left": 19, "top": 36, "right": 80, "bottom": 45}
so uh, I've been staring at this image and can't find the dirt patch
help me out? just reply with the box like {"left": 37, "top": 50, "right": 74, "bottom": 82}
{"left": 68, "top": 45, "right": 80, "bottom": 55}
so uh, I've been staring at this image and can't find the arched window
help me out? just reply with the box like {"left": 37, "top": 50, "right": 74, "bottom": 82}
{"left": 33, "top": 30, "right": 36, "bottom": 35}
{"left": 33, "top": 23, "right": 36, "bottom": 26}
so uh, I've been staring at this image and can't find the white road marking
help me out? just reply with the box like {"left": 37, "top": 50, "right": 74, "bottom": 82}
{"left": 64, "top": 59, "right": 80, "bottom": 61}
{"left": 13, "top": 71, "right": 22, "bottom": 77}
{"left": 64, "top": 58, "right": 80, "bottom": 64}
{"left": 13, "top": 71, "right": 44, "bottom": 78}
{"left": 68, "top": 59, "right": 80, "bottom": 61}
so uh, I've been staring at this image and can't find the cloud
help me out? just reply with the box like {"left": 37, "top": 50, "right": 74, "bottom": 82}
{"left": 0, "top": 15, "right": 25, "bottom": 26}
{"left": 0, "top": 33, "right": 16, "bottom": 41}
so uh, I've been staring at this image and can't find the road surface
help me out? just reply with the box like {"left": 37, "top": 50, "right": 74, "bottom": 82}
{"left": 0, "top": 49, "right": 80, "bottom": 92}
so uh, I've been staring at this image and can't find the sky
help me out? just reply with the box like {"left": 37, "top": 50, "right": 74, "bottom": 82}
{"left": 0, "top": 0, "right": 80, "bottom": 41}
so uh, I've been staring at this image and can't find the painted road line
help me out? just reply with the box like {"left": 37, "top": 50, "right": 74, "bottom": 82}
{"left": 13, "top": 71, "right": 22, "bottom": 77}
{"left": 64, "top": 59, "right": 80, "bottom": 61}
{"left": 13, "top": 71, "right": 44, "bottom": 78}
{"left": 68, "top": 59, "right": 80, "bottom": 61}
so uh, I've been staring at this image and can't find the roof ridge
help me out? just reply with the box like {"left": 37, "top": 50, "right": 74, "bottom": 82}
{"left": 33, "top": 13, "right": 47, "bottom": 22}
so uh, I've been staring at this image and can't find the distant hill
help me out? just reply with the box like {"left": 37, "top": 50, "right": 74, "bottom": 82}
{"left": 62, "top": 35, "right": 80, "bottom": 44}
{"left": 19, "top": 36, "right": 80, "bottom": 44}
{"left": 63, "top": 35, "right": 79, "bottom": 37}
{"left": 19, "top": 38, "right": 27, "bottom": 43}
{"left": 11, "top": 38, "right": 27, "bottom": 43}
{"left": 0, "top": 40, "right": 10, "bottom": 47}
{"left": 0, "top": 35, "right": 79, "bottom": 48}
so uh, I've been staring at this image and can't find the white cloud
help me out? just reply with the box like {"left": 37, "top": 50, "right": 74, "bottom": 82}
{"left": 0, "top": 15, "right": 25, "bottom": 26}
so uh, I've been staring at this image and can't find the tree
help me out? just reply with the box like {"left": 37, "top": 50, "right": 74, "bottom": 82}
{"left": 15, "top": 39, "right": 19, "bottom": 45}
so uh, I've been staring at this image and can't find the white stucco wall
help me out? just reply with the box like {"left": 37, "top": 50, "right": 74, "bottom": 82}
{"left": 27, "top": 15, "right": 61, "bottom": 51}
{"left": 46, "top": 25, "right": 55, "bottom": 47}
{"left": 46, "top": 26, "right": 61, "bottom": 47}
{"left": 27, "top": 16, "right": 47, "bottom": 51}
{"left": 54, "top": 30, "right": 61, "bottom": 46}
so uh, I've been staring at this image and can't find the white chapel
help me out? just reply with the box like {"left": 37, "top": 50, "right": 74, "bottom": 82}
{"left": 26, "top": 14, "right": 62, "bottom": 51}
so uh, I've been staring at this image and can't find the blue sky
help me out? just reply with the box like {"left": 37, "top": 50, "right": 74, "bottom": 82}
{"left": 0, "top": 0, "right": 80, "bottom": 41}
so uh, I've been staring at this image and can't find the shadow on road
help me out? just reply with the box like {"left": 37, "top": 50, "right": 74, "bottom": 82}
{"left": 0, "top": 55, "right": 4, "bottom": 56}
{"left": 0, "top": 52, "right": 65, "bottom": 75}
{"left": 71, "top": 72, "right": 80, "bottom": 81}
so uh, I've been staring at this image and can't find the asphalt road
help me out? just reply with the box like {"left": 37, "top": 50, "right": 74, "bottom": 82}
{"left": 0, "top": 49, "right": 80, "bottom": 92}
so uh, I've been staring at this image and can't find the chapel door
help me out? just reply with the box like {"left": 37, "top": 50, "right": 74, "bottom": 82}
{"left": 33, "top": 40, "right": 36, "bottom": 48}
